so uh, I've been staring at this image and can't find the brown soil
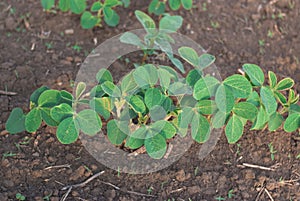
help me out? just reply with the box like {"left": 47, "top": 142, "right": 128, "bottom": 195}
{"left": 1, "top": 0, "right": 300, "bottom": 200}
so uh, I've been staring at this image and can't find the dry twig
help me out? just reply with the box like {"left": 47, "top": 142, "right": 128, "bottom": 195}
{"left": 44, "top": 164, "right": 71, "bottom": 170}
{"left": 61, "top": 171, "right": 105, "bottom": 191}
{"left": 238, "top": 163, "right": 278, "bottom": 171}
{"left": 0, "top": 90, "right": 17, "bottom": 96}
{"left": 99, "top": 181, "right": 156, "bottom": 197}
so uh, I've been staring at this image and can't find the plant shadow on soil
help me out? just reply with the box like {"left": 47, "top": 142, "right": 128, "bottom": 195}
{"left": 0, "top": 0, "right": 300, "bottom": 200}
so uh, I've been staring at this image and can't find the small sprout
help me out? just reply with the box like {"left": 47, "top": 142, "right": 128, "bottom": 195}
{"left": 267, "top": 30, "right": 274, "bottom": 38}
{"left": 72, "top": 44, "right": 82, "bottom": 53}
{"left": 202, "top": 2, "right": 207, "bottom": 11}
{"left": 194, "top": 166, "right": 199, "bottom": 176}
{"left": 268, "top": 143, "right": 277, "bottom": 161}
{"left": 228, "top": 189, "right": 234, "bottom": 198}
{"left": 147, "top": 186, "right": 154, "bottom": 195}
{"left": 210, "top": 21, "right": 220, "bottom": 29}
{"left": 45, "top": 42, "right": 53, "bottom": 49}
{"left": 16, "top": 193, "right": 26, "bottom": 201}
{"left": 42, "top": 192, "right": 52, "bottom": 201}
{"left": 10, "top": 7, "right": 16, "bottom": 15}
{"left": 2, "top": 152, "right": 17, "bottom": 160}
{"left": 215, "top": 196, "right": 226, "bottom": 201}
{"left": 296, "top": 154, "right": 300, "bottom": 159}
{"left": 258, "top": 39, "right": 265, "bottom": 47}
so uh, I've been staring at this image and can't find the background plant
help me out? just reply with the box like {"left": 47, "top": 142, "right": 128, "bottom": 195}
{"left": 41, "top": 0, "right": 130, "bottom": 28}
{"left": 148, "top": 0, "right": 193, "bottom": 15}
{"left": 120, "top": 11, "right": 185, "bottom": 72}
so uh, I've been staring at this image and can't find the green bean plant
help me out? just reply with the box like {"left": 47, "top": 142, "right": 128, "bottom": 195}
{"left": 40, "top": 0, "right": 130, "bottom": 28}
{"left": 5, "top": 8, "right": 300, "bottom": 159}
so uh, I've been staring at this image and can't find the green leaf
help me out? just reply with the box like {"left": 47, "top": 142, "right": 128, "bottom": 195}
{"left": 41, "top": 0, "right": 55, "bottom": 10}
{"left": 150, "top": 105, "right": 167, "bottom": 121}
{"left": 233, "top": 102, "right": 258, "bottom": 120}
{"left": 135, "top": 10, "right": 156, "bottom": 35}
{"left": 107, "top": 120, "right": 128, "bottom": 145}
{"left": 178, "top": 47, "right": 199, "bottom": 67}
{"left": 181, "top": 0, "right": 193, "bottom": 9}
{"left": 56, "top": 117, "right": 79, "bottom": 144}
{"left": 133, "top": 64, "right": 158, "bottom": 87}
{"left": 38, "top": 90, "right": 61, "bottom": 107}
{"left": 91, "top": 1, "right": 102, "bottom": 11}
{"left": 268, "top": 112, "right": 283, "bottom": 131}
{"left": 158, "top": 68, "right": 172, "bottom": 90}
{"left": 121, "top": 72, "right": 138, "bottom": 95}
{"left": 60, "top": 90, "right": 73, "bottom": 106}
{"left": 275, "top": 77, "right": 294, "bottom": 91}
{"left": 168, "top": 0, "right": 181, "bottom": 10}
{"left": 193, "top": 76, "right": 220, "bottom": 100}
{"left": 223, "top": 74, "right": 252, "bottom": 98}
{"left": 211, "top": 110, "right": 228, "bottom": 129}
{"left": 151, "top": 120, "right": 176, "bottom": 139}
{"left": 284, "top": 113, "right": 300, "bottom": 132}
{"left": 101, "top": 81, "right": 121, "bottom": 97}
{"left": 260, "top": 86, "right": 277, "bottom": 116}
{"left": 5, "top": 108, "right": 26, "bottom": 134}
{"left": 103, "top": 7, "right": 120, "bottom": 27}
{"left": 41, "top": 108, "right": 58, "bottom": 126}
{"left": 246, "top": 91, "right": 260, "bottom": 107}
{"left": 198, "top": 53, "right": 215, "bottom": 69}
{"left": 125, "top": 136, "right": 144, "bottom": 149}
{"left": 76, "top": 82, "right": 86, "bottom": 100}
{"left": 30, "top": 86, "right": 49, "bottom": 107}
{"left": 251, "top": 105, "right": 269, "bottom": 130}
{"left": 104, "top": 0, "right": 122, "bottom": 7}
{"left": 268, "top": 71, "right": 277, "bottom": 89}
{"left": 186, "top": 69, "right": 202, "bottom": 87}
{"left": 159, "top": 15, "right": 183, "bottom": 33}
{"left": 225, "top": 115, "right": 244, "bottom": 144}
{"left": 215, "top": 84, "right": 235, "bottom": 113}
{"left": 144, "top": 88, "right": 163, "bottom": 109}
{"left": 75, "top": 109, "right": 102, "bottom": 136}
{"left": 59, "top": 0, "right": 70, "bottom": 11}
{"left": 25, "top": 108, "right": 42, "bottom": 133}
{"left": 96, "top": 69, "right": 113, "bottom": 84}
{"left": 180, "top": 96, "right": 197, "bottom": 107}
{"left": 178, "top": 107, "right": 194, "bottom": 136}
{"left": 128, "top": 95, "right": 146, "bottom": 113}
{"left": 90, "top": 85, "right": 105, "bottom": 98}
{"left": 80, "top": 11, "right": 98, "bottom": 29}
{"left": 168, "top": 82, "right": 192, "bottom": 95}
{"left": 119, "top": 32, "right": 143, "bottom": 47}
{"left": 162, "top": 96, "right": 173, "bottom": 112}
{"left": 125, "top": 126, "right": 146, "bottom": 149}
{"left": 159, "top": 65, "right": 179, "bottom": 81}
{"left": 191, "top": 113, "right": 211, "bottom": 143}
{"left": 242, "top": 63, "right": 264, "bottom": 86}
{"left": 169, "top": 56, "right": 185, "bottom": 73}
{"left": 121, "top": 0, "right": 130, "bottom": 7}
{"left": 197, "top": 100, "right": 217, "bottom": 115}
{"left": 274, "top": 91, "right": 287, "bottom": 105}
{"left": 148, "top": 0, "right": 166, "bottom": 15}
{"left": 70, "top": 0, "right": 86, "bottom": 14}
{"left": 50, "top": 103, "right": 73, "bottom": 123}
{"left": 145, "top": 134, "right": 167, "bottom": 159}
{"left": 90, "top": 97, "right": 111, "bottom": 120}
{"left": 290, "top": 104, "right": 300, "bottom": 114}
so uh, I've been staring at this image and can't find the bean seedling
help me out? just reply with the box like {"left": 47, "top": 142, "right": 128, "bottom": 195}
{"left": 5, "top": 9, "right": 300, "bottom": 160}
